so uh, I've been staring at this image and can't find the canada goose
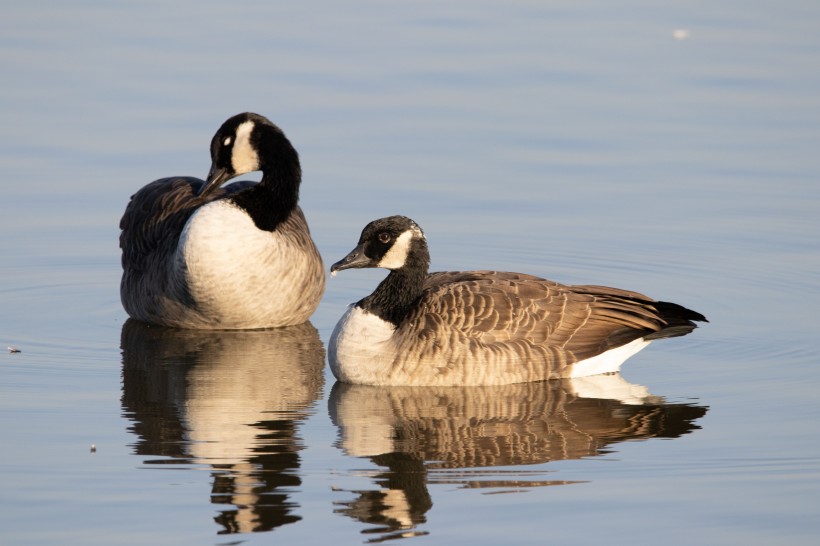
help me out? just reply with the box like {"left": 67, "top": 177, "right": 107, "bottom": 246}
{"left": 120, "top": 112, "right": 325, "bottom": 329}
{"left": 329, "top": 215, "right": 706, "bottom": 386}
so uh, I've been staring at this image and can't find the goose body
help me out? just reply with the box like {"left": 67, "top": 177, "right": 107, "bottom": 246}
{"left": 329, "top": 216, "right": 706, "bottom": 386}
{"left": 120, "top": 113, "right": 324, "bottom": 329}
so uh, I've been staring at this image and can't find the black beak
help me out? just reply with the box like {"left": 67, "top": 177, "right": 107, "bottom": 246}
{"left": 330, "top": 243, "right": 374, "bottom": 274}
{"left": 197, "top": 162, "right": 234, "bottom": 197}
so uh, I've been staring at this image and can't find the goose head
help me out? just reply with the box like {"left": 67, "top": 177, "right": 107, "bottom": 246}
{"left": 331, "top": 216, "right": 429, "bottom": 274}
{"left": 198, "top": 112, "right": 299, "bottom": 197}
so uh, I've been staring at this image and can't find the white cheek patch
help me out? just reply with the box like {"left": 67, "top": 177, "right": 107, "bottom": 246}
{"left": 377, "top": 229, "right": 415, "bottom": 269}
{"left": 231, "top": 120, "right": 259, "bottom": 174}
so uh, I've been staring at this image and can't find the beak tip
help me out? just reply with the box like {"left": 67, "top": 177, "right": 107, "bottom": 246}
{"left": 329, "top": 260, "right": 346, "bottom": 274}
{"left": 199, "top": 165, "right": 233, "bottom": 197}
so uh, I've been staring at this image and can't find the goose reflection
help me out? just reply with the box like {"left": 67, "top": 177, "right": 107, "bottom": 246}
{"left": 329, "top": 375, "right": 707, "bottom": 542}
{"left": 120, "top": 319, "right": 324, "bottom": 535}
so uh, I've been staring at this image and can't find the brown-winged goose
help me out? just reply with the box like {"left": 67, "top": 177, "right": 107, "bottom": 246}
{"left": 120, "top": 112, "right": 324, "bottom": 329}
{"left": 329, "top": 215, "right": 706, "bottom": 386}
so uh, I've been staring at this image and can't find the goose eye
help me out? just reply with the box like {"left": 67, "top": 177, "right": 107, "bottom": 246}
{"left": 378, "top": 232, "right": 391, "bottom": 244}
{"left": 222, "top": 136, "right": 232, "bottom": 147}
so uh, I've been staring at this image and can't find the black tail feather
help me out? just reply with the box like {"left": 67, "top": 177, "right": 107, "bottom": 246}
{"left": 644, "top": 300, "right": 707, "bottom": 340}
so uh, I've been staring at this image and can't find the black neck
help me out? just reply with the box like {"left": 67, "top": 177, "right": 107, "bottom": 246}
{"left": 358, "top": 244, "right": 430, "bottom": 327}
{"left": 230, "top": 138, "right": 301, "bottom": 232}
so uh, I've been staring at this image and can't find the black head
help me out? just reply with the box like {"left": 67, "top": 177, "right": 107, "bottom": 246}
{"left": 331, "top": 216, "right": 428, "bottom": 274}
{"left": 198, "top": 112, "right": 298, "bottom": 197}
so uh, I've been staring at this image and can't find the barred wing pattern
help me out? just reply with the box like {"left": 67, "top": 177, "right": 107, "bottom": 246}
{"left": 392, "top": 271, "right": 686, "bottom": 381}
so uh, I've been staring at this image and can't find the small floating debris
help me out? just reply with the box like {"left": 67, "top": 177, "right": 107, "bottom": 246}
{"left": 90, "top": 444, "right": 97, "bottom": 454}
{"left": 7, "top": 346, "right": 21, "bottom": 353}
{"left": 673, "top": 29, "right": 690, "bottom": 40}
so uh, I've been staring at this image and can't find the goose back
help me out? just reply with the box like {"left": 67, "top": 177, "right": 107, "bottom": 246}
{"left": 333, "top": 272, "right": 697, "bottom": 385}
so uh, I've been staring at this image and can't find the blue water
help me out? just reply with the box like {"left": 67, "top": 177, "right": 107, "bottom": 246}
{"left": 2, "top": 1, "right": 819, "bottom": 544}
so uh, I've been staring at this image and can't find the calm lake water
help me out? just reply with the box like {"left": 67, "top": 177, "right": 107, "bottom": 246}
{"left": 2, "top": 1, "right": 819, "bottom": 544}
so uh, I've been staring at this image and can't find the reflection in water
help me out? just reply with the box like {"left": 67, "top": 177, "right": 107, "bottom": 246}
{"left": 120, "top": 319, "right": 325, "bottom": 535}
{"left": 329, "top": 375, "right": 707, "bottom": 542}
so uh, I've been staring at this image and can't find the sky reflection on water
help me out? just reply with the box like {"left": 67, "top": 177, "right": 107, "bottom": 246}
{"left": 2, "top": 1, "right": 820, "bottom": 545}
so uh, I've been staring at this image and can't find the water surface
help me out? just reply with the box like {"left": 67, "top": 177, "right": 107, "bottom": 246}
{"left": 2, "top": 1, "right": 819, "bottom": 545}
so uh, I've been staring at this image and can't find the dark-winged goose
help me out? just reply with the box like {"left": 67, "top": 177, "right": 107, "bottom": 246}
{"left": 120, "top": 112, "right": 324, "bottom": 329}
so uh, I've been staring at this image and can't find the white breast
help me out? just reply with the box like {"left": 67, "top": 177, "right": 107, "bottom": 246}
{"left": 329, "top": 305, "right": 399, "bottom": 384}
{"left": 176, "top": 199, "right": 319, "bottom": 328}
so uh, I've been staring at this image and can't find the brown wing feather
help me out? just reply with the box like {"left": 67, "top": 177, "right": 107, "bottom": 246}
{"left": 405, "top": 271, "right": 671, "bottom": 364}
